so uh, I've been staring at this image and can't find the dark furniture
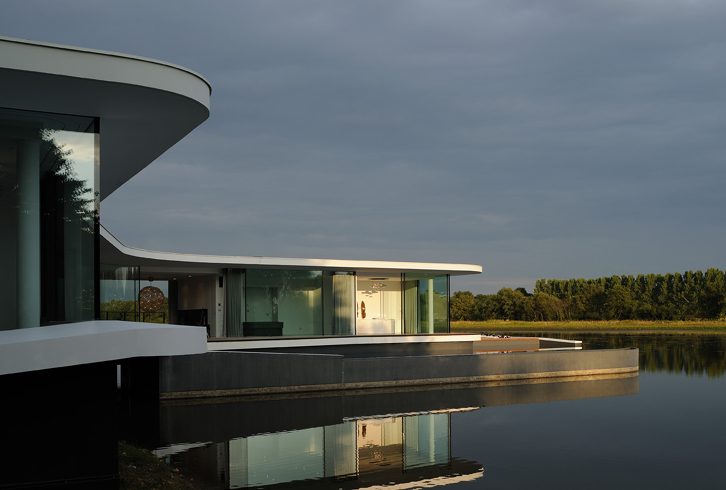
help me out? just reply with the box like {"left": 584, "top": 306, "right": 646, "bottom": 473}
{"left": 243, "top": 321, "right": 284, "bottom": 336}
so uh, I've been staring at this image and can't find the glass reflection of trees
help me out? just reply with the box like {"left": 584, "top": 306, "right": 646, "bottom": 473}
{"left": 40, "top": 129, "right": 97, "bottom": 323}
{"left": 41, "top": 129, "right": 96, "bottom": 223}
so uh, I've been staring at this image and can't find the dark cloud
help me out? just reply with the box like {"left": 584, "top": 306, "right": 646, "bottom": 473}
{"left": 4, "top": 0, "right": 726, "bottom": 293}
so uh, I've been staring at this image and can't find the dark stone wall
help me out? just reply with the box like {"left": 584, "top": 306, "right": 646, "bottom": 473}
{"left": 159, "top": 351, "right": 343, "bottom": 393}
{"left": 156, "top": 348, "right": 638, "bottom": 397}
{"left": 343, "top": 348, "right": 639, "bottom": 384}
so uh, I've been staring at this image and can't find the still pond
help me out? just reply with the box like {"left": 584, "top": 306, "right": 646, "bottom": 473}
{"left": 143, "top": 333, "right": 726, "bottom": 489}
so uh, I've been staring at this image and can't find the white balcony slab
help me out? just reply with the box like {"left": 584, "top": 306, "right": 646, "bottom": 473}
{"left": 0, "top": 321, "right": 207, "bottom": 375}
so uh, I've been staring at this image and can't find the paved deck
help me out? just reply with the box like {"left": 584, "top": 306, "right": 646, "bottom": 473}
{"left": 208, "top": 333, "right": 582, "bottom": 356}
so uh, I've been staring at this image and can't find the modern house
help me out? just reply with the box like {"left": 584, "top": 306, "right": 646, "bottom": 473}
{"left": 0, "top": 34, "right": 465, "bottom": 488}
{"left": 0, "top": 35, "right": 636, "bottom": 489}
{"left": 101, "top": 226, "right": 481, "bottom": 339}
{"left": 0, "top": 35, "right": 480, "bottom": 344}
{"left": 0, "top": 34, "right": 481, "bottom": 337}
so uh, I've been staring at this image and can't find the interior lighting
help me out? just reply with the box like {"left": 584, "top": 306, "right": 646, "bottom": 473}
{"left": 139, "top": 277, "right": 165, "bottom": 312}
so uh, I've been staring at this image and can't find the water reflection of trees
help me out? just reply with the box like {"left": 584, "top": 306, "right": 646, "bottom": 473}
{"left": 529, "top": 333, "right": 726, "bottom": 378}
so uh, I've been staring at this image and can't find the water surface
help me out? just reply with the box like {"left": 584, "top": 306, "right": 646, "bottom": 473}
{"left": 149, "top": 333, "right": 726, "bottom": 489}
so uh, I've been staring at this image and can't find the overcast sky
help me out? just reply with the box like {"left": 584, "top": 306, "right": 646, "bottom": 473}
{"left": 3, "top": 1, "right": 726, "bottom": 294}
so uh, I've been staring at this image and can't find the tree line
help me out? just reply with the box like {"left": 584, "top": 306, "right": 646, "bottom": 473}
{"left": 450, "top": 269, "right": 726, "bottom": 321}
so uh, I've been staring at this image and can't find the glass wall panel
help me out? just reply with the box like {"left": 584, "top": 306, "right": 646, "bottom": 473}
{"left": 100, "top": 265, "right": 139, "bottom": 321}
{"left": 0, "top": 108, "right": 99, "bottom": 329}
{"left": 245, "top": 269, "right": 322, "bottom": 336}
{"left": 357, "top": 274, "right": 402, "bottom": 334}
{"left": 403, "top": 274, "right": 449, "bottom": 334}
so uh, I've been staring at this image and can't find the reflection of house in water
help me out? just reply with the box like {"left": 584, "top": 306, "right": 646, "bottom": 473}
{"left": 142, "top": 373, "right": 638, "bottom": 489}
{"left": 162, "top": 412, "right": 482, "bottom": 489}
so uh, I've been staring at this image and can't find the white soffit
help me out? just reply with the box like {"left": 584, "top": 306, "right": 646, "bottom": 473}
{"left": 101, "top": 225, "right": 483, "bottom": 276}
{"left": 0, "top": 36, "right": 211, "bottom": 199}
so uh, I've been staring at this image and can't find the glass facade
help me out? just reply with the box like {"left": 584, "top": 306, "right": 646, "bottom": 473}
{"left": 244, "top": 269, "right": 323, "bottom": 336}
{"left": 0, "top": 108, "right": 99, "bottom": 330}
{"left": 223, "top": 268, "right": 450, "bottom": 337}
{"left": 403, "top": 274, "right": 450, "bottom": 334}
{"left": 99, "top": 266, "right": 170, "bottom": 323}
{"left": 100, "top": 265, "right": 139, "bottom": 321}
{"left": 356, "top": 274, "right": 403, "bottom": 334}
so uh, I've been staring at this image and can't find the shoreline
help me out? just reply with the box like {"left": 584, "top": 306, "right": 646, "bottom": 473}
{"left": 451, "top": 320, "right": 726, "bottom": 334}
{"left": 459, "top": 329, "right": 726, "bottom": 335}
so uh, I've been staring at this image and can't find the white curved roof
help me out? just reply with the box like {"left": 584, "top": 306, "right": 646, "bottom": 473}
{"left": 101, "top": 226, "right": 483, "bottom": 276}
{"left": 0, "top": 36, "right": 211, "bottom": 199}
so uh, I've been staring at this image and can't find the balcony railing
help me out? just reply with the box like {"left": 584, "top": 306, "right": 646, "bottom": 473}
{"left": 101, "top": 311, "right": 167, "bottom": 324}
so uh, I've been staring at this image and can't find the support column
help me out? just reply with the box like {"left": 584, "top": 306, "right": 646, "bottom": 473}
{"left": 428, "top": 279, "right": 434, "bottom": 334}
{"left": 17, "top": 140, "right": 40, "bottom": 329}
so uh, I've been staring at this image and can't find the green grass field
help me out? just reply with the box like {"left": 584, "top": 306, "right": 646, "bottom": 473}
{"left": 451, "top": 319, "right": 726, "bottom": 332}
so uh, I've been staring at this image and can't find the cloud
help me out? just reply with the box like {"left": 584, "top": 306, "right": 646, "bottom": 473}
{"left": 5, "top": 0, "right": 726, "bottom": 293}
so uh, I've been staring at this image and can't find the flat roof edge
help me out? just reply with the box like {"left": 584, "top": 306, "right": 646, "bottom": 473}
{"left": 101, "top": 225, "right": 483, "bottom": 275}
{"left": 0, "top": 36, "right": 211, "bottom": 112}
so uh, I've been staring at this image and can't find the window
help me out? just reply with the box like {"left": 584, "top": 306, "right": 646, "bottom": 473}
{"left": 0, "top": 108, "right": 99, "bottom": 329}
{"left": 403, "top": 274, "right": 449, "bottom": 334}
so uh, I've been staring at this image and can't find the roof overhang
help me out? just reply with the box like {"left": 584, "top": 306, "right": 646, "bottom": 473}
{"left": 101, "top": 226, "right": 483, "bottom": 277}
{"left": 0, "top": 36, "right": 211, "bottom": 199}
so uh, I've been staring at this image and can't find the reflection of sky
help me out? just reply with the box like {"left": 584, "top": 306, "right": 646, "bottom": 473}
{"left": 451, "top": 370, "right": 726, "bottom": 489}
{"left": 45, "top": 130, "right": 97, "bottom": 200}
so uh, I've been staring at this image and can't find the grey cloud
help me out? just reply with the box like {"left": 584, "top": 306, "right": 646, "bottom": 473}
{"left": 5, "top": 0, "right": 726, "bottom": 293}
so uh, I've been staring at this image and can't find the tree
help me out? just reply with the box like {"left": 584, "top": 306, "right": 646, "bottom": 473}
{"left": 604, "top": 285, "right": 634, "bottom": 320}
{"left": 450, "top": 291, "right": 475, "bottom": 321}
{"left": 489, "top": 288, "right": 526, "bottom": 320}
{"left": 699, "top": 269, "right": 726, "bottom": 318}
{"left": 473, "top": 294, "right": 492, "bottom": 320}
{"left": 526, "top": 292, "right": 564, "bottom": 321}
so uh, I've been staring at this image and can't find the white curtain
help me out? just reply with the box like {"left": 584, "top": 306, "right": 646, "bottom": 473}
{"left": 226, "top": 269, "right": 244, "bottom": 337}
{"left": 332, "top": 274, "right": 355, "bottom": 335}
{"left": 403, "top": 280, "right": 420, "bottom": 334}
